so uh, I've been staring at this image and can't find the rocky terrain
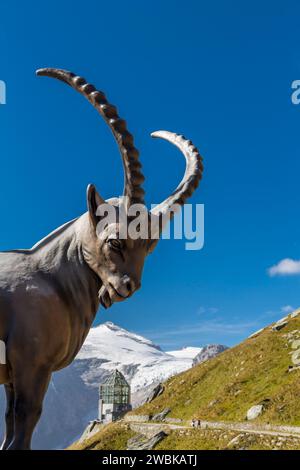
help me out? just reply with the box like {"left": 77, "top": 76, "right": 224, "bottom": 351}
{"left": 193, "top": 344, "right": 228, "bottom": 365}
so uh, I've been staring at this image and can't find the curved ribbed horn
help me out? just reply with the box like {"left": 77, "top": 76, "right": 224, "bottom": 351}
{"left": 150, "top": 131, "right": 203, "bottom": 223}
{"left": 36, "top": 68, "right": 145, "bottom": 206}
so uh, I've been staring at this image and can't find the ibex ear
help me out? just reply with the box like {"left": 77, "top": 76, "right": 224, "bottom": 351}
{"left": 87, "top": 184, "right": 106, "bottom": 229}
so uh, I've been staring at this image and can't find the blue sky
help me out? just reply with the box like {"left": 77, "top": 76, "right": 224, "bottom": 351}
{"left": 1, "top": 0, "right": 300, "bottom": 350}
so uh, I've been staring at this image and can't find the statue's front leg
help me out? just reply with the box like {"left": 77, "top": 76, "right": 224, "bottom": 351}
{"left": 1, "top": 383, "right": 14, "bottom": 450}
{"left": 7, "top": 365, "right": 51, "bottom": 450}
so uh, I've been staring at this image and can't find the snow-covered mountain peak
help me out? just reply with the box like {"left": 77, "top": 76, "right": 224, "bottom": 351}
{"left": 77, "top": 322, "right": 163, "bottom": 366}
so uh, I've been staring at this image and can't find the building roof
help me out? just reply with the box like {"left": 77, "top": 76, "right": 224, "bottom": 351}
{"left": 102, "top": 369, "right": 130, "bottom": 388}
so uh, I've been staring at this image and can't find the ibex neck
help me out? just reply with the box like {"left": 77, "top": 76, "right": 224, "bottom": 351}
{"left": 34, "top": 213, "right": 101, "bottom": 318}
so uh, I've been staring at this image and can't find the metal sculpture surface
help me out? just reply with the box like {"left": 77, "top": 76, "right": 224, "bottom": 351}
{"left": 0, "top": 68, "right": 203, "bottom": 449}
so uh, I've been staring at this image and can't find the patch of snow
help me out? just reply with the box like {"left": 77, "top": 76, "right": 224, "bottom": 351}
{"left": 166, "top": 347, "right": 203, "bottom": 360}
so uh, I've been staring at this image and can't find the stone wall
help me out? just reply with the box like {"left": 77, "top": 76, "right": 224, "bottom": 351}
{"left": 124, "top": 414, "right": 150, "bottom": 423}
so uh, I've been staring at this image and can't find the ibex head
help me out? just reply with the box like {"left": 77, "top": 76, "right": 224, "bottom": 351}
{"left": 36, "top": 68, "right": 203, "bottom": 309}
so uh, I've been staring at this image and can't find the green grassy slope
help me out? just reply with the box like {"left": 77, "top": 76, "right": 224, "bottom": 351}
{"left": 69, "top": 422, "right": 135, "bottom": 450}
{"left": 134, "top": 314, "right": 300, "bottom": 425}
{"left": 70, "top": 312, "right": 300, "bottom": 450}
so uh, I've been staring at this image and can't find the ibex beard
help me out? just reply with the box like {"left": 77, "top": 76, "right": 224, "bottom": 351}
{"left": 0, "top": 68, "right": 203, "bottom": 450}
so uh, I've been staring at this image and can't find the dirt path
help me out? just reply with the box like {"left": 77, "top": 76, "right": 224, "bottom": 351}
{"left": 198, "top": 420, "right": 300, "bottom": 438}
{"left": 126, "top": 418, "right": 300, "bottom": 439}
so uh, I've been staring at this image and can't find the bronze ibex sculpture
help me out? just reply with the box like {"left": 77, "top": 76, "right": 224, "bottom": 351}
{"left": 0, "top": 68, "right": 203, "bottom": 450}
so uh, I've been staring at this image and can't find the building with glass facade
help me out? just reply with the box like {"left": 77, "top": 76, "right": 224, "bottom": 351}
{"left": 98, "top": 369, "right": 132, "bottom": 423}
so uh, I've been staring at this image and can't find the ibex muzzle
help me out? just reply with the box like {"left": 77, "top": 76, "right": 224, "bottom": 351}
{"left": 0, "top": 68, "right": 203, "bottom": 449}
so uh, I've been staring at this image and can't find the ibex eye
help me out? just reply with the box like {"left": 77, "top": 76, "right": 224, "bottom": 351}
{"left": 107, "top": 239, "right": 122, "bottom": 250}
